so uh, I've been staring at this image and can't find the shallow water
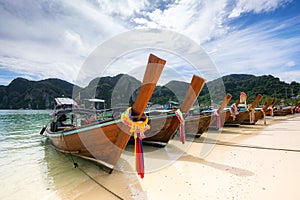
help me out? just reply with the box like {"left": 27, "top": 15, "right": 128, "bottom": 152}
{"left": 0, "top": 110, "right": 160, "bottom": 199}
{"left": 0, "top": 109, "right": 200, "bottom": 199}
{"left": 0, "top": 110, "right": 102, "bottom": 200}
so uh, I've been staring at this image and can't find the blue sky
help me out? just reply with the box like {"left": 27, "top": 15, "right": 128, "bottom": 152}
{"left": 0, "top": 0, "right": 299, "bottom": 86}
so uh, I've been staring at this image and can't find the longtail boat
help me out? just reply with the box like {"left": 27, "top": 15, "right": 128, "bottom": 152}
{"left": 224, "top": 99, "right": 244, "bottom": 125}
{"left": 293, "top": 102, "right": 300, "bottom": 113}
{"left": 44, "top": 54, "right": 166, "bottom": 173}
{"left": 257, "top": 98, "right": 274, "bottom": 119}
{"left": 273, "top": 105, "right": 295, "bottom": 116}
{"left": 225, "top": 94, "right": 263, "bottom": 125}
{"left": 185, "top": 94, "right": 232, "bottom": 136}
{"left": 142, "top": 75, "right": 205, "bottom": 145}
{"left": 266, "top": 100, "right": 279, "bottom": 116}
{"left": 224, "top": 99, "right": 241, "bottom": 125}
{"left": 209, "top": 94, "right": 233, "bottom": 128}
{"left": 242, "top": 97, "right": 273, "bottom": 125}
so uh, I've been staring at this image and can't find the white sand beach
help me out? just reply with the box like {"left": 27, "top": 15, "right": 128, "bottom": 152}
{"left": 63, "top": 114, "right": 300, "bottom": 200}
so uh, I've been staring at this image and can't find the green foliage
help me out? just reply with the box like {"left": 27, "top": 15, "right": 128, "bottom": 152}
{"left": 221, "top": 74, "right": 300, "bottom": 105}
{"left": 0, "top": 74, "right": 299, "bottom": 109}
{"left": 0, "top": 78, "right": 75, "bottom": 109}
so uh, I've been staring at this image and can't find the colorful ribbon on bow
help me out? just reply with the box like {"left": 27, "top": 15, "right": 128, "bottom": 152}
{"left": 248, "top": 107, "right": 255, "bottom": 124}
{"left": 240, "top": 92, "right": 247, "bottom": 105}
{"left": 230, "top": 103, "right": 239, "bottom": 121}
{"left": 134, "top": 133, "right": 144, "bottom": 178}
{"left": 175, "top": 109, "right": 185, "bottom": 144}
{"left": 121, "top": 107, "right": 150, "bottom": 178}
{"left": 269, "top": 107, "right": 274, "bottom": 117}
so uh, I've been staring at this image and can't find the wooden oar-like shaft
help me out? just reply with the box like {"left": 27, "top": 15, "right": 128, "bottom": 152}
{"left": 235, "top": 99, "right": 240, "bottom": 107}
{"left": 263, "top": 98, "right": 274, "bottom": 111}
{"left": 217, "top": 94, "right": 232, "bottom": 114}
{"left": 180, "top": 75, "right": 205, "bottom": 113}
{"left": 271, "top": 100, "right": 279, "bottom": 108}
{"left": 132, "top": 54, "right": 166, "bottom": 119}
{"left": 248, "top": 94, "right": 263, "bottom": 110}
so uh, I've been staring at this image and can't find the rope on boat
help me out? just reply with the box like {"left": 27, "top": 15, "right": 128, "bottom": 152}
{"left": 121, "top": 107, "right": 149, "bottom": 179}
{"left": 175, "top": 109, "right": 186, "bottom": 144}
{"left": 76, "top": 167, "right": 124, "bottom": 200}
{"left": 214, "top": 141, "right": 300, "bottom": 152}
{"left": 61, "top": 133, "right": 78, "bottom": 168}
{"left": 61, "top": 133, "right": 124, "bottom": 199}
{"left": 230, "top": 103, "right": 239, "bottom": 121}
{"left": 192, "top": 139, "right": 300, "bottom": 153}
{"left": 248, "top": 107, "right": 255, "bottom": 124}
{"left": 269, "top": 107, "right": 274, "bottom": 117}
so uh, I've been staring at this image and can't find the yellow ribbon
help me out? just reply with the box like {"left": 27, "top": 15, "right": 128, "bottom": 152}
{"left": 121, "top": 107, "right": 150, "bottom": 139}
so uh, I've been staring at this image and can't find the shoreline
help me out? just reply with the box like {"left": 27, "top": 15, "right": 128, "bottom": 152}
{"left": 48, "top": 114, "right": 300, "bottom": 199}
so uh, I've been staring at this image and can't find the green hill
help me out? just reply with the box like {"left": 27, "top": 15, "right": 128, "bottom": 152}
{"left": 222, "top": 74, "right": 300, "bottom": 104}
{"left": 74, "top": 74, "right": 141, "bottom": 108}
{"left": 0, "top": 78, "right": 76, "bottom": 109}
{"left": 0, "top": 74, "right": 299, "bottom": 109}
{"left": 150, "top": 80, "right": 189, "bottom": 105}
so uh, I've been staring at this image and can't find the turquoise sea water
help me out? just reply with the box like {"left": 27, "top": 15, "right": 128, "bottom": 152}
{"left": 0, "top": 110, "right": 51, "bottom": 199}
{"left": 0, "top": 109, "right": 196, "bottom": 199}
{"left": 0, "top": 110, "right": 107, "bottom": 200}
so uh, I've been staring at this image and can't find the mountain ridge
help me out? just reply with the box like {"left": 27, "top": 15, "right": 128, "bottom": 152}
{"left": 0, "top": 74, "right": 299, "bottom": 109}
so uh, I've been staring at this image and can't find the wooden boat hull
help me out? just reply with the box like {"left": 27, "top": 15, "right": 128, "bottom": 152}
{"left": 185, "top": 110, "right": 230, "bottom": 136}
{"left": 141, "top": 111, "right": 215, "bottom": 144}
{"left": 141, "top": 75, "right": 206, "bottom": 145}
{"left": 143, "top": 109, "right": 229, "bottom": 144}
{"left": 265, "top": 109, "right": 273, "bottom": 116}
{"left": 295, "top": 105, "right": 300, "bottom": 113}
{"left": 273, "top": 111, "right": 289, "bottom": 116}
{"left": 46, "top": 120, "right": 131, "bottom": 172}
{"left": 242, "top": 111, "right": 264, "bottom": 124}
{"left": 244, "top": 97, "right": 274, "bottom": 124}
{"left": 274, "top": 107, "right": 294, "bottom": 116}
{"left": 185, "top": 114, "right": 212, "bottom": 136}
{"left": 143, "top": 113, "right": 223, "bottom": 144}
{"left": 142, "top": 112, "right": 214, "bottom": 144}
{"left": 256, "top": 111, "right": 264, "bottom": 119}
{"left": 143, "top": 113, "right": 179, "bottom": 144}
{"left": 225, "top": 111, "right": 249, "bottom": 125}
{"left": 209, "top": 111, "right": 231, "bottom": 129}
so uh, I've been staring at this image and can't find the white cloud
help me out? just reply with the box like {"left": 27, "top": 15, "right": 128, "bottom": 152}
{"left": 0, "top": 0, "right": 299, "bottom": 86}
{"left": 279, "top": 70, "right": 300, "bottom": 83}
{"left": 132, "top": 0, "right": 229, "bottom": 43}
{"left": 91, "top": 0, "right": 149, "bottom": 19}
{"left": 203, "top": 17, "right": 300, "bottom": 81}
{"left": 228, "top": 0, "right": 292, "bottom": 18}
{"left": 0, "top": 0, "right": 129, "bottom": 84}
{"left": 285, "top": 61, "right": 296, "bottom": 67}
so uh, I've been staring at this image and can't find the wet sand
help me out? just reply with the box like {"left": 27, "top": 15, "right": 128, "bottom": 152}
{"left": 66, "top": 114, "right": 300, "bottom": 199}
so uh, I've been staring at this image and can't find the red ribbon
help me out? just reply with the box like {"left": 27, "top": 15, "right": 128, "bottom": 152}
{"left": 175, "top": 109, "right": 185, "bottom": 144}
{"left": 135, "top": 136, "right": 144, "bottom": 179}
{"left": 269, "top": 107, "right": 273, "bottom": 117}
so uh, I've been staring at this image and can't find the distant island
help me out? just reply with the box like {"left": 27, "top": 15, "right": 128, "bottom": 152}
{"left": 0, "top": 74, "right": 299, "bottom": 109}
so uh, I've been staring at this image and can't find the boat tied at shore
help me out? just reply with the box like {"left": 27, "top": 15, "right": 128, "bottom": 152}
{"left": 142, "top": 75, "right": 205, "bottom": 145}
{"left": 225, "top": 93, "right": 262, "bottom": 126}
{"left": 43, "top": 54, "right": 166, "bottom": 177}
{"left": 185, "top": 93, "right": 232, "bottom": 136}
